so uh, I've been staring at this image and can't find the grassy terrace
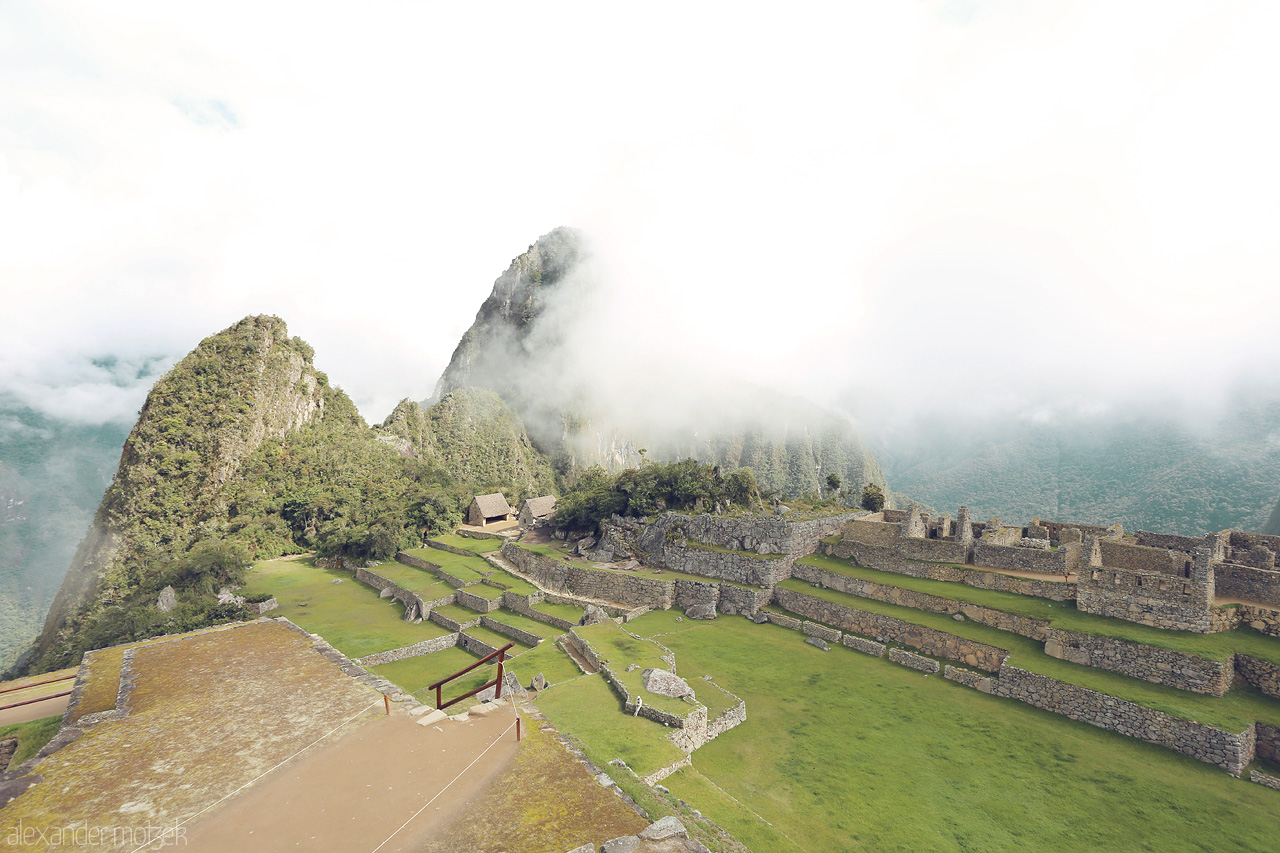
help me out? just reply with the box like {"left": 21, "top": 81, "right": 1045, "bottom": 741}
{"left": 538, "top": 673, "right": 687, "bottom": 778}
{"left": 486, "top": 611, "right": 570, "bottom": 642}
{"left": 515, "top": 542, "right": 760, "bottom": 590}
{"left": 0, "top": 715, "right": 61, "bottom": 768}
{"left": 430, "top": 533, "right": 503, "bottom": 554}
{"left": 432, "top": 603, "right": 481, "bottom": 623}
{"left": 464, "top": 582, "right": 508, "bottom": 600}
{"left": 241, "top": 556, "right": 453, "bottom": 658}
{"left": 464, "top": 625, "right": 534, "bottom": 653}
{"left": 363, "top": 560, "right": 454, "bottom": 598}
{"left": 801, "top": 553, "right": 1280, "bottom": 666}
{"left": 574, "top": 621, "right": 690, "bottom": 716}
{"left": 505, "top": 638, "right": 586, "bottom": 687}
{"left": 371, "top": 647, "right": 494, "bottom": 706}
{"left": 488, "top": 569, "right": 539, "bottom": 595}
{"left": 533, "top": 601, "right": 585, "bottom": 623}
{"left": 401, "top": 547, "right": 491, "bottom": 583}
{"left": 773, "top": 579, "right": 1280, "bottom": 731}
{"left": 640, "top": 616, "right": 1280, "bottom": 853}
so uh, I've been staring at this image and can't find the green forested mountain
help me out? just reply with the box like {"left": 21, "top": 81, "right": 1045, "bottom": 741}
{"left": 877, "top": 398, "right": 1280, "bottom": 535}
{"left": 25, "top": 316, "right": 556, "bottom": 673}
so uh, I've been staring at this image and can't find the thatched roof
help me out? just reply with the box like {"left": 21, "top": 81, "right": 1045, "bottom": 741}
{"left": 472, "top": 493, "right": 513, "bottom": 517}
{"left": 521, "top": 495, "right": 557, "bottom": 518}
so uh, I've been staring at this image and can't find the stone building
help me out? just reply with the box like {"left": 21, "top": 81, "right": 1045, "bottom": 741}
{"left": 466, "top": 493, "right": 513, "bottom": 527}
{"left": 517, "top": 495, "right": 556, "bottom": 527}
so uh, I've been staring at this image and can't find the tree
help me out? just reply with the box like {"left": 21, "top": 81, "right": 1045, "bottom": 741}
{"left": 825, "top": 472, "right": 842, "bottom": 495}
{"left": 860, "top": 483, "right": 885, "bottom": 512}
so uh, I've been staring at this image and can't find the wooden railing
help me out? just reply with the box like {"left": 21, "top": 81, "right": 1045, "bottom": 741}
{"left": 427, "top": 643, "right": 515, "bottom": 710}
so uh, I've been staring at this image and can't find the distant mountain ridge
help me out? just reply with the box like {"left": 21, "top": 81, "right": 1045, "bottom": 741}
{"left": 877, "top": 399, "right": 1280, "bottom": 535}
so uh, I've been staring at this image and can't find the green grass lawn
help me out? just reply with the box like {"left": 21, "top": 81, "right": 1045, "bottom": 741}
{"left": 533, "top": 601, "right": 585, "bottom": 623}
{"left": 240, "top": 557, "right": 453, "bottom": 658}
{"left": 536, "top": 673, "right": 688, "bottom": 778}
{"left": 431, "top": 534, "right": 503, "bottom": 554}
{"left": 431, "top": 603, "right": 481, "bottom": 624}
{"left": 488, "top": 569, "right": 539, "bottom": 595}
{"left": 402, "top": 547, "right": 492, "bottom": 582}
{"left": 371, "top": 646, "right": 497, "bottom": 707}
{"left": 801, "top": 554, "right": 1280, "bottom": 665}
{"left": 505, "top": 638, "right": 586, "bottom": 688}
{"left": 772, "top": 579, "right": 1280, "bottom": 731}
{"left": 363, "top": 560, "right": 454, "bottom": 598}
{"left": 574, "top": 622, "right": 690, "bottom": 716}
{"left": 0, "top": 715, "right": 62, "bottom": 767}
{"left": 610, "top": 614, "right": 1280, "bottom": 853}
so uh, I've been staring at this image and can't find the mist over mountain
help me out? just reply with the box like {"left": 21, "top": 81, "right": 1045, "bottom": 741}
{"left": 431, "top": 228, "right": 892, "bottom": 501}
{"left": 870, "top": 391, "right": 1280, "bottom": 536}
{"left": 0, "top": 401, "right": 129, "bottom": 670}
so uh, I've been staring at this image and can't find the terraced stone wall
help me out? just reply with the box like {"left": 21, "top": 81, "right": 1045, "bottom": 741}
{"left": 819, "top": 540, "right": 1075, "bottom": 601}
{"left": 479, "top": 615, "right": 543, "bottom": 648}
{"left": 792, "top": 560, "right": 1051, "bottom": 640}
{"left": 1043, "top": 629, "right": 1232, "bottom": 696}
{"left": 1076, "top": 571, "right": 1227, "bottom": 633}
{"left": 356, "top": 634, "right": 460, "bottom": 666}
{"left": 1216, "top": 563, "right": 1280, "bottom": 608}
{"left": 354, "top": 567, "right": 451, "bottom": 622}
{"left": 1234, "top": 654, "right": 1280, "bottom": 700}
{"left": 888, "top": 648, "right": 940, "bottom": 673}
{"left": 395, "top": 551, "right": 471, "bottom": 589}
{"left": 1255, "top": 723, "right": 1280, "bottom": 763}
{"left": 1236, "top": 604, "right": 1280, "bottom": 638}
{"left": 989, "top": 665, "right": 1256, "bottom": 775}
{"left": 896, "top": 537, "right": 968, "bottom": 564}
{"left": 456, "top": 588, "right": 501, "bottom": 613}
{"left": 1134, "top": 531, "right": 1204, "bottom": 553}
{"left": 841, "top": 519, "right": 901, "bottom": 548}
{"left": 502, "top": 591, "right": 576, "bottom": 630}
{"left": 772, "top": 587, "right": 1008, "bottom": 671}
{"left": 659, "top": 543, "right": 791, "bottom": 587}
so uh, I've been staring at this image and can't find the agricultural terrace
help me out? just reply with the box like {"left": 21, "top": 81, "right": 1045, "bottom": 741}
{"left": 771, "top": 579, "right": 1280, "bottom": 731}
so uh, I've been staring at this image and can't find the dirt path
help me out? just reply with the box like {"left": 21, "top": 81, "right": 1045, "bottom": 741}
{"left": 1215, "top": 594, "right": 1280, "bottom": 610}
{"left": 183, "top": 706, "right": 522, "bottom": 852}
{"left": 0, "top": 694, "right": 70, "bottom": 726}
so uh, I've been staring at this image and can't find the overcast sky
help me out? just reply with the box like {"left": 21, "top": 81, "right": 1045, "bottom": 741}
{"left": 2, "top": 1, "right": 1277, "bottom": 428}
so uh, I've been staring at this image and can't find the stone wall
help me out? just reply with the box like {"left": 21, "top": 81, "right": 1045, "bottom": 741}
{"left": 566, "top": 630, "right": 691, "bottom": 730}
{"left": 672, "top": 579, "right": 721, "bottom": 609}
{"left": 765, "top": 612, "right": 802, "bottom": 631}
{"left": 1215, "top": 564, "right": 1280, "bottom": 608}
{"left": 1039, "top": 520, "right": 1113, "bottom": 541}
{"left": 772, "top": 587, "right": 1008, "bottom": 671}
{"left": 792, "top": 560, "right": 1051, "bottom": 640}
{"left": 841, "top": 519, "right": 901, "bottom": 548}
{"left": 395, "top": 550, "right": 471, "bottom": 589}
{"left": 1100, "top": 541, "right": 1184, "bottom": 576}
{"left": 1043, "top": 629, "right": 1232, "bottom": 696}
{"left": 1134, "top": 530, "right": 1204, "bottom": 553}
{"left": 501, "top": 543, "right": 676, "bottom": 609}
{"left": 428, "top": 608, "right": 480, "bottom": 632}
{"left": 502, "top": 591, "right": 575, "bottom": 631}
{"left": 1255, "top": 723, "right": 1280, "bottom": 763}
{"left": 842, "top": 635, "right": 886, "bottom": 657}
{"left": 972, "top": 540, "right": 1078, "bottom": 575}
{"left": 988, "top": 666, "right": 1255, "bottom": 775}
{"left": 658, "top": 541, "right": 790, "bottom": 587}
{"left": 354, "top": 567, "right": 449, "bottom": 622}
{"left": 888, "top": 648, "right": 940, "bottom": 673}
{"left": 426, "top": 540, "right": 483, "bottom": 558}
{"left": 896, "top": 537, "right": 969, "bottom": 564}
{"left": 356, "top": 634, "right": 460, "bottom": 667}
{"left": 479, "top": 615, "right": 543, "bottom": 648}
{"left": 459, "top": 632, "right": 501, "bottom": 658}
{"left": 1235, "top": 604, "right": 1280, "bottom": 638}
{"left": 1234, "top": 654, "right": 1280, "bottom": 701}
{"left": 944, "top": 665, "right": 995, "bottom": 691}
{"left": 456, "top": 588, "right": 501, "bottom": 613}
{"left": 1076, "top": 571, "right": 1226, "bottom": 633}
{"left": 802, "top": 621, "right": 842, "bottom": 644}
{"left": 820, "top": 540, "right": 1074, "bottom": 601}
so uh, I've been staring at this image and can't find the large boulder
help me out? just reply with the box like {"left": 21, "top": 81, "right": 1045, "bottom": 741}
{"left": 639, "top": 816, "right": 689, "bottom": 841}
{"left": 531, "top": 672, "right": 548, "bottom": 691}
{"left": 156, "top": 586, "right": 177, "bottom": 613}
{"left": 579, "top": 605, "right": 611, "bottom": 626}
{"left": 642, "top": 668, "right": 695, "bottom": 700}
{"left": 685, "top": 604, "right": 717, "bottom": 621}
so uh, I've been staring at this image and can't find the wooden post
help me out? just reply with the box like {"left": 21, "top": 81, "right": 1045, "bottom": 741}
{"left": 384, "top": 694, "right": 391, "bottom": 716}
{"left": 495, "top": 649, "right": 506, "bottom": 700}
{"left": 516, "top": 718, "right": 522, "bottom": 742}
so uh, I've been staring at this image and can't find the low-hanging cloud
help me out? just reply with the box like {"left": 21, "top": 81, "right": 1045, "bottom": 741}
{"left": 0, "top": 1, "right": 1276, "bottom": 434}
